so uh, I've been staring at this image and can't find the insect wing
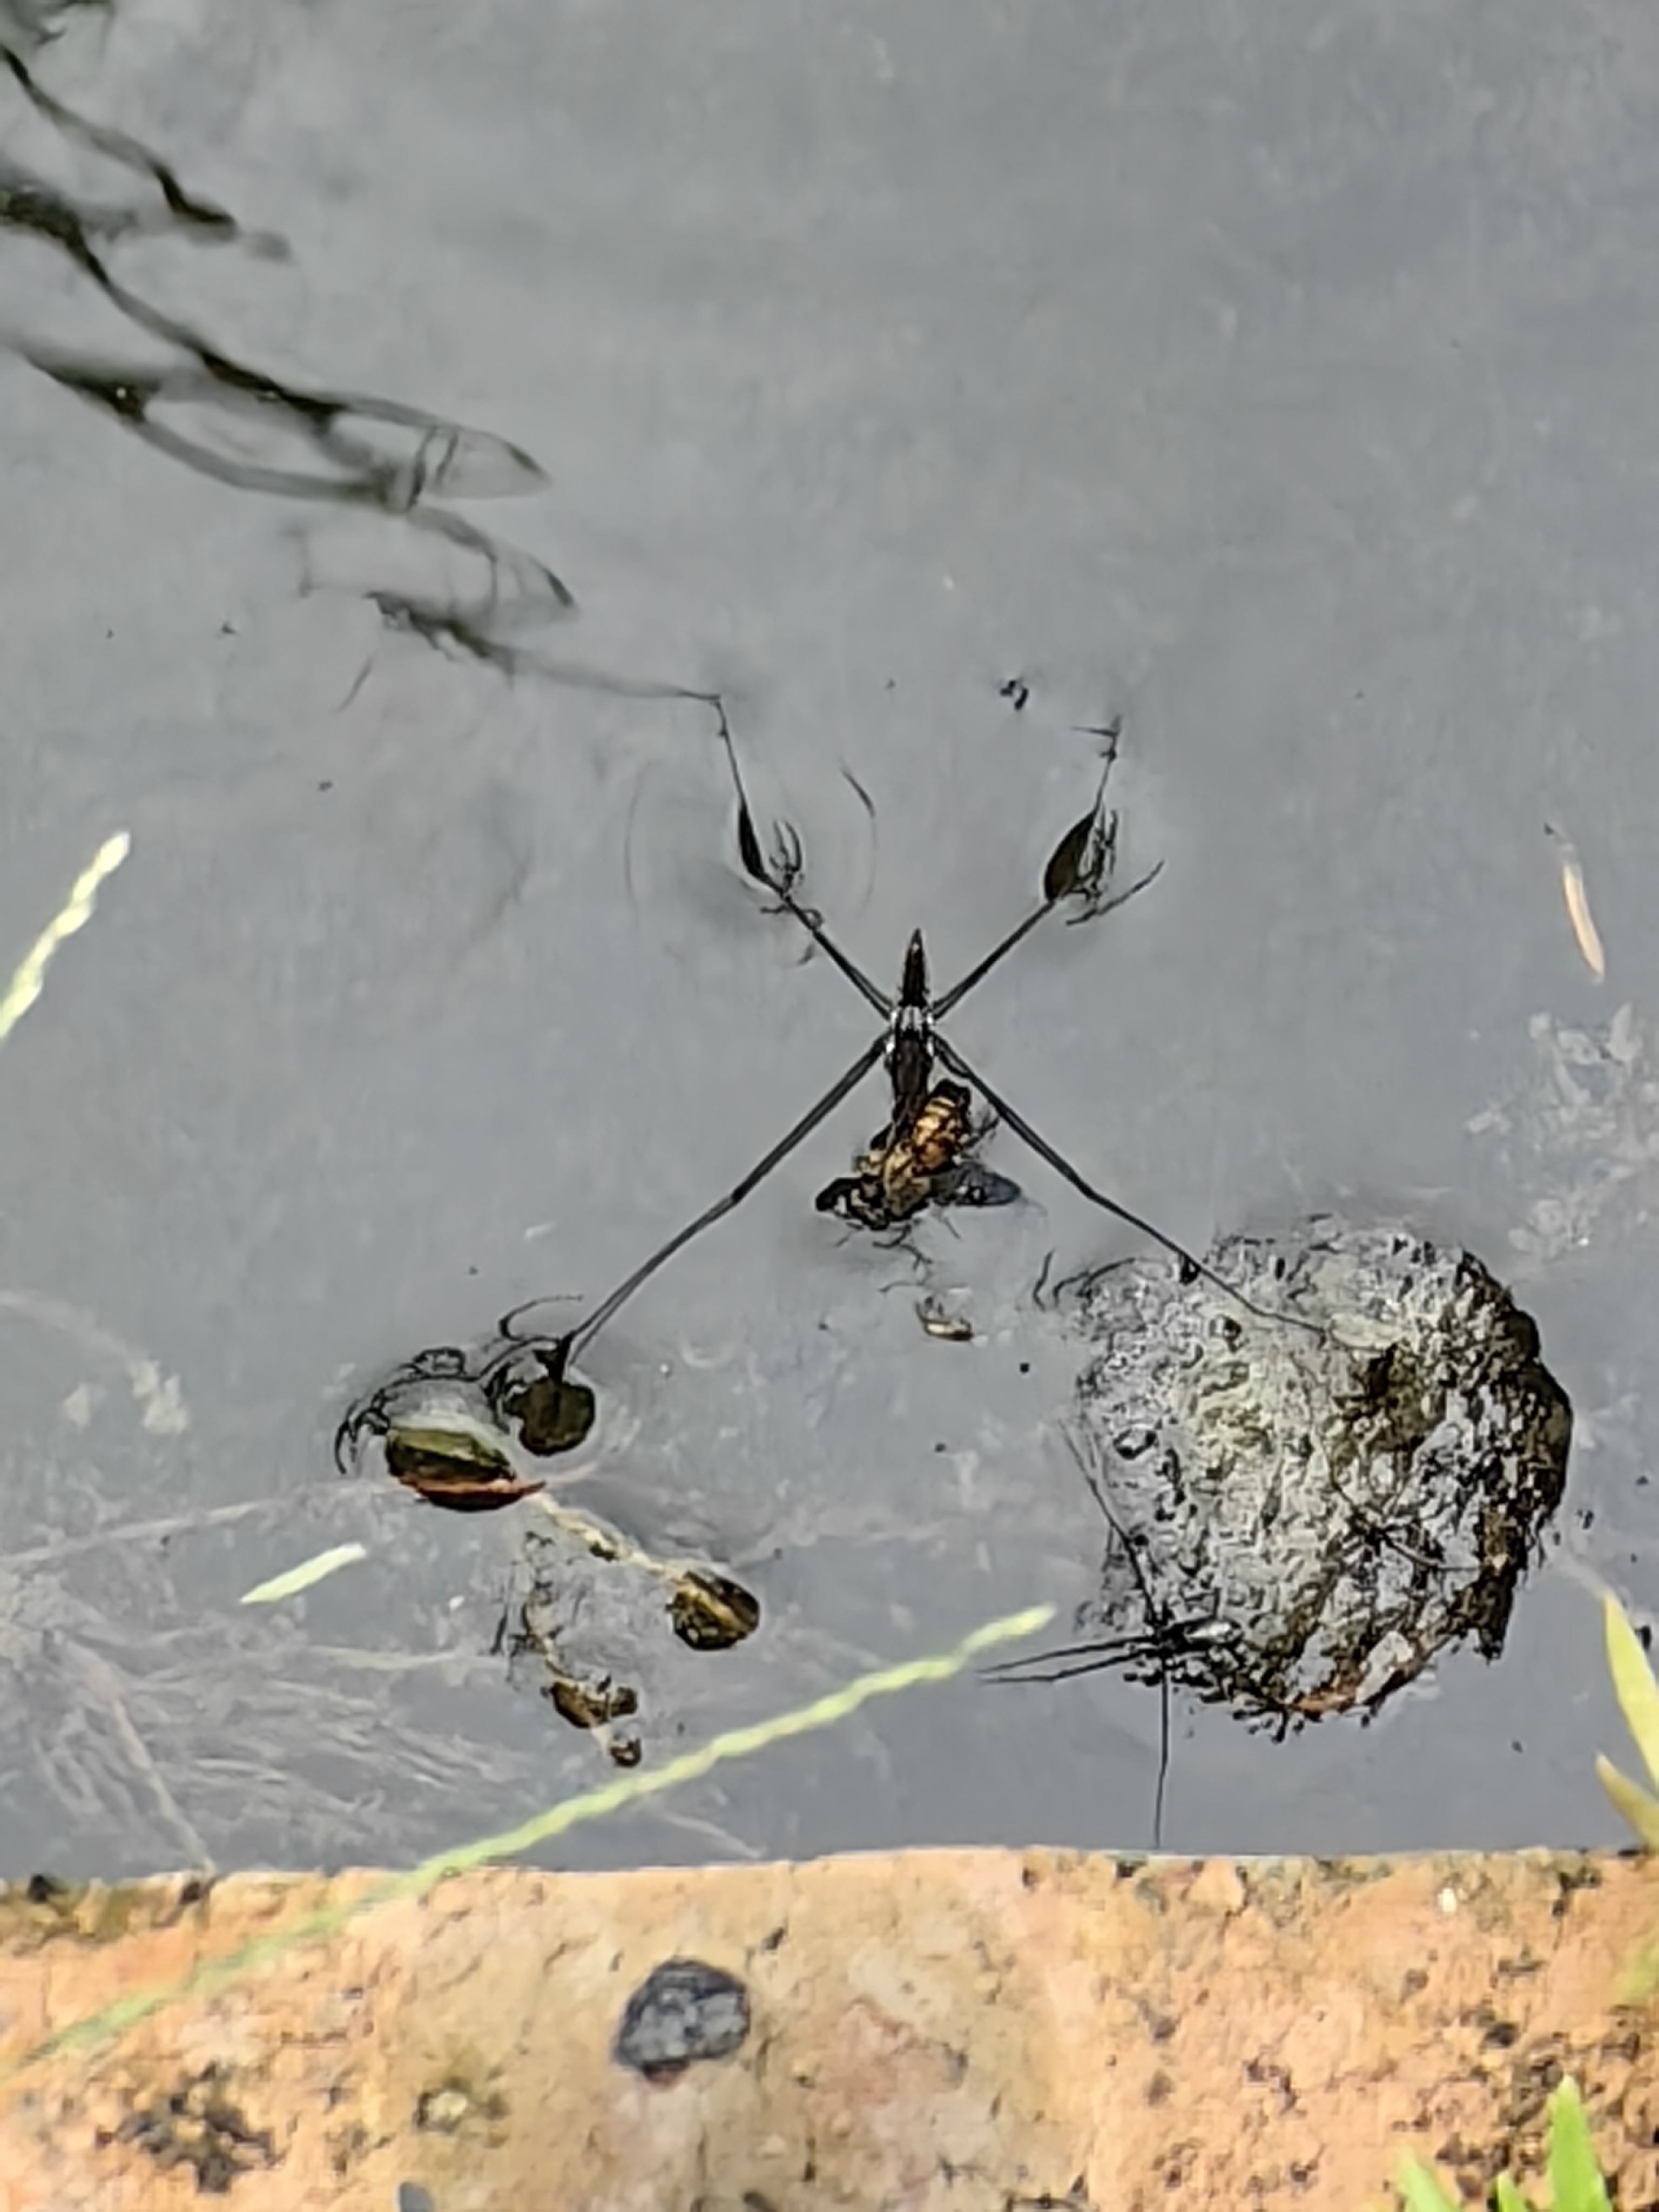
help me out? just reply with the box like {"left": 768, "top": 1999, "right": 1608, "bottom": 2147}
{"left": 934, "top": 1159, "right": 1022, "bottom": 1209}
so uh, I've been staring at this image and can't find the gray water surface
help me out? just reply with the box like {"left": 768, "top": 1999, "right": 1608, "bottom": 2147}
{"left": 3, "top": 0, "right": 1657, "bottom": 1876}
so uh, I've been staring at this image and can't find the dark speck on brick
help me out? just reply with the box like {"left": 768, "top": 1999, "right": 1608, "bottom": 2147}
{"left": 613, "top": 1957, "right": 750, "bottom": 2083}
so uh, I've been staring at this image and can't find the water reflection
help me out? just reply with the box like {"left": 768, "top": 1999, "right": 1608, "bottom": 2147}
{"left": 1, "top": 44, "right": 570, "bottom": 647}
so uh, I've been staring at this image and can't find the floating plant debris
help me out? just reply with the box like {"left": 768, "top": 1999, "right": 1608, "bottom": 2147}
{"left": 915, "top": 1294, "right": 975, "bottom": 1343}
{"left": 1546, "top": 822, "right": 1607, "bottom": 982}
{"left": 669, "top": 1570, "right": 762, "bottom": 1653}
{"left": 240, "top": 1545, "right": 367, "bottom": 1606}
{"left": 510, "top": 1509, "right": 761, "bottom": 1660}
{"left": 335, "top": 1330, "right": 595, "bottom": 1509}
{"left": 499, "top": 1517, "right": 760, "bottom": 1766}
{"left": 1019, "top": 1218, "right": 1572, "bottom": 1729}
{"left": 1467, "top": 1000, "right": 1654, "bottom": 1266}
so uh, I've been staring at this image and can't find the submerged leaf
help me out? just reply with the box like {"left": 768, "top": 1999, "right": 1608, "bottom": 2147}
{"left": 1603, "top": 1590, "right": 1659, "bottom": 1793}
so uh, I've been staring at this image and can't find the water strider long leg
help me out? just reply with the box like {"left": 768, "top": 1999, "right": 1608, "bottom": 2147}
{"left": 930, "top": 1034, "right": 1319, "bottom": 1334}
{"left": 982, "top": 1627, "right": 1202, "bottom": 1683}
{"left": 716, "top": 694, "right": 1162, "bottom": 1030}
{"left": 986, "top": 1424, "right": 1202, "bottom": 1860}
{"left": 707, "top": 695, "right": 892, "bottom": 1017}
{"left": 563, "top": 1034, "right": 887, "bottom": 1360}
{"left": 933, "top": 859, "right": 1164, "bottom": 1020}
{"left": 936, "top": 748, "right": 1163, "bottom": 1014}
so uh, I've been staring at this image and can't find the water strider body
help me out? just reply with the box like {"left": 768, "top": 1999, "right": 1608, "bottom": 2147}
{"left": 815, "top": 935, "right": 1021, "bottom": 1231}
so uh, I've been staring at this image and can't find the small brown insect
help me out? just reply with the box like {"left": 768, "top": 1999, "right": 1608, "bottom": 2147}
{"left": 818, "top": 1068, "right": 1021, "bottom": 1233}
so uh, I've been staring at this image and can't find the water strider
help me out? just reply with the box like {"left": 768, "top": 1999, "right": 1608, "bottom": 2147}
{"left": 699, "top": 694, "right": 1310, "bottom": 1324}
{"left": 337, "top": 696, "right": 1312, "bottom": 1484}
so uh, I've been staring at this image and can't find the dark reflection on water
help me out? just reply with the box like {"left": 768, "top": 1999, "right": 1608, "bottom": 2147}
{"left": 1, "top": 42, "right": 571, "bottom": 655}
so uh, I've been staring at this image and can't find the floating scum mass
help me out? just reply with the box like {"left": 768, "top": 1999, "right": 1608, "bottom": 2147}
{"left": 1019, "top": 1218, "right": 1573, "bottom": 1729}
